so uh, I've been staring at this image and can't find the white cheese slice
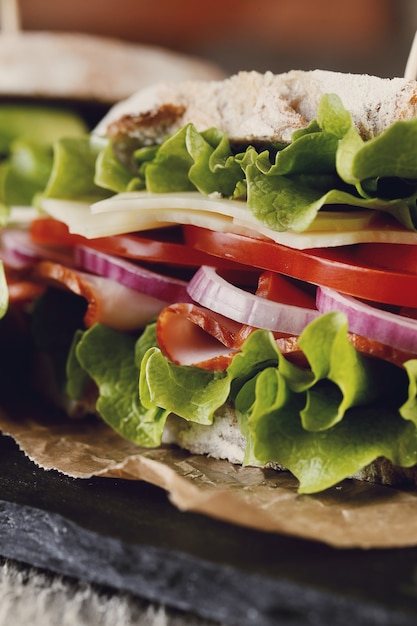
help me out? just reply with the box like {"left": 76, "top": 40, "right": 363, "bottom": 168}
{"left": 8, "top": 206, "right": 40, "bottom": 227}
{"left": 40, "top": 192, "right": 417, "bottom": 249}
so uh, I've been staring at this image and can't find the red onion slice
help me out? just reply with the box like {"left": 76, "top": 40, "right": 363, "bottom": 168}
{"left": 0, "top": 229, "right": 74, "bottom": 267}
{"left": 187, "top": 266, "right": 320, "bottom": 335}
{"left": 316, "top": 286, "right": 417, "bottom": 353}
{"left": 74, "top": 245, "right": 192, "bottom": 304}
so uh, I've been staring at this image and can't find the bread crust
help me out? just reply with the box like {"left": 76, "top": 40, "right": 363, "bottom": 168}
{"left": 95, "top": 69, "right": 417, "bottom": 146}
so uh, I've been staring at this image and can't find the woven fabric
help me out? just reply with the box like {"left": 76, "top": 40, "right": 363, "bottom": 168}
{"left": 0, "top": 558, "right": 222, "bottom": 626}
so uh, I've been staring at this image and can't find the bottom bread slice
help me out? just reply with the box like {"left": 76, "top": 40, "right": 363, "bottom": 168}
{"left": 162, "top": 407, "right": 417, "bottom": 489}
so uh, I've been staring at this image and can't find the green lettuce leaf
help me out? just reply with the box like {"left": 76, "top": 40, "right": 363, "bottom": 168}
{"left": 186, "top": 125, "right": 244, "bottom": 196}
{"left": 73, "top": 323, "right": 169, "bottom": 447}
{"left": 0, "top": 104, "right": 87, "bottom": 156}
{"left": 139, "top": 346, "right": 230, "bottom": 424}
{"left": 94, "top": 138, "right": 138, "bottom": 193}
{"left": 316, "top": 92, "right": 354, "bottom": 138}
{"left": 226, "top": 328, "right": 280, "bottom": 393}
{"left": 337, "top": 117, "right": 417, "bottom": 184}
{"left": 295, "top": 312, "right": 406, "bottom": 431}
{"left": 228, "top": 314, "right": 411, "bottom": 493}
{"left": 399, "top": 359, "right": 417, "bottom": 426}
{"left": 0, "top": 105, "right": 88, "bottom": 210}
{"left": 142, "top": 125, "right": 195, "bottom": 193}
{"left": 141, "top": 123, "right": 244, "bottom": 196}
{"left": 43, "top": 136, "right": 112, "bottom": 202}
{"left": 245, "top": 165, "right": 413, "bottom": 232}
{"left": 2, "top": 139, "right": 54, "bottom": 206}
{"left": 266, "top": 134, "right": 338, "bottom": 177}
{"left": 238, "top": 366, "right": 417, "bottom": 494}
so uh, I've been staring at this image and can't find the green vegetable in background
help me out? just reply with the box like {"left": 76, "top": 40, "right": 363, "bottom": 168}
{"left": 0, "top": 104, "right": 88, "bottom": 211}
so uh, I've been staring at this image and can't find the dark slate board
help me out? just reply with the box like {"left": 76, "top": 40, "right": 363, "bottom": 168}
{"left": 1, "top": 433, "right": 417, "bottom": 626}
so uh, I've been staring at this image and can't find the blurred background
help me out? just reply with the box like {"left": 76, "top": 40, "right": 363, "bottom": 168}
{"left": 14, "top": 0, "right": 417, "bottom": 78}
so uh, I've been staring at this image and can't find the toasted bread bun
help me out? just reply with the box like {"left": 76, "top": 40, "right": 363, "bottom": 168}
{"left": 0, "top": 31, "right": 225, "bottom": 103}
{"left": 95, "top": 69, "right": 417, "bottom": 145}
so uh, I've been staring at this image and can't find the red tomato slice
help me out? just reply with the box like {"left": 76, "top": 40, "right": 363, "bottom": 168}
{"left": 184, "top": 225, "right": 417, "bottom": 307}
{"left": 255, "top": 271, "right": 317, "bottom": 309}
{"left": 354, "top": 242, "right": 417, "bottom": 274}
{"left": 30, "top": 218, "right": 247, "bottom": 270}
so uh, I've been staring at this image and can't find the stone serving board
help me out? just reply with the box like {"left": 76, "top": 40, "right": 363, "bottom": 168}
{"left": 1, "top": 433, "right": 417, "bottom": 626}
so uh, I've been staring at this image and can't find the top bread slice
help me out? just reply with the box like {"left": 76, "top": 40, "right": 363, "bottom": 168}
{"left": 95, "top": 69, "right": 417, "bottom": 146}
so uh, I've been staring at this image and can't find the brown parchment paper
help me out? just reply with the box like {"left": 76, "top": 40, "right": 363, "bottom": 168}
{"left": 1, "top": 402, "right": 417, "bottom": 550}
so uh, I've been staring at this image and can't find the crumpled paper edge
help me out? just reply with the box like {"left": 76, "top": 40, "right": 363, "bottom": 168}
{"left": 1, "top": 401, "right": 417, "bottom": 549}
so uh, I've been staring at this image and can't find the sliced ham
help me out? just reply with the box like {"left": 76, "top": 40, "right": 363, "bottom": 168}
{"left": 6, "top": 279, "right": 45, "bottom": 305}
{"left": 33, "top": 261, "right": 168, "bottom": 331}
{"left": 156, "top": 302, "right": 242, "bottom": 368}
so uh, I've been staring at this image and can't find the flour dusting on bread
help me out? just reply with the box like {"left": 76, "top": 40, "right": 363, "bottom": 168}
{"left": 95, "top": 69, "right": 417, "bottom": 147}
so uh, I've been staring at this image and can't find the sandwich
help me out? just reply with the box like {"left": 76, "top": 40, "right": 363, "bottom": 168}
{"left": 3, "top": 69, "right": 417, "bottom": 495}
